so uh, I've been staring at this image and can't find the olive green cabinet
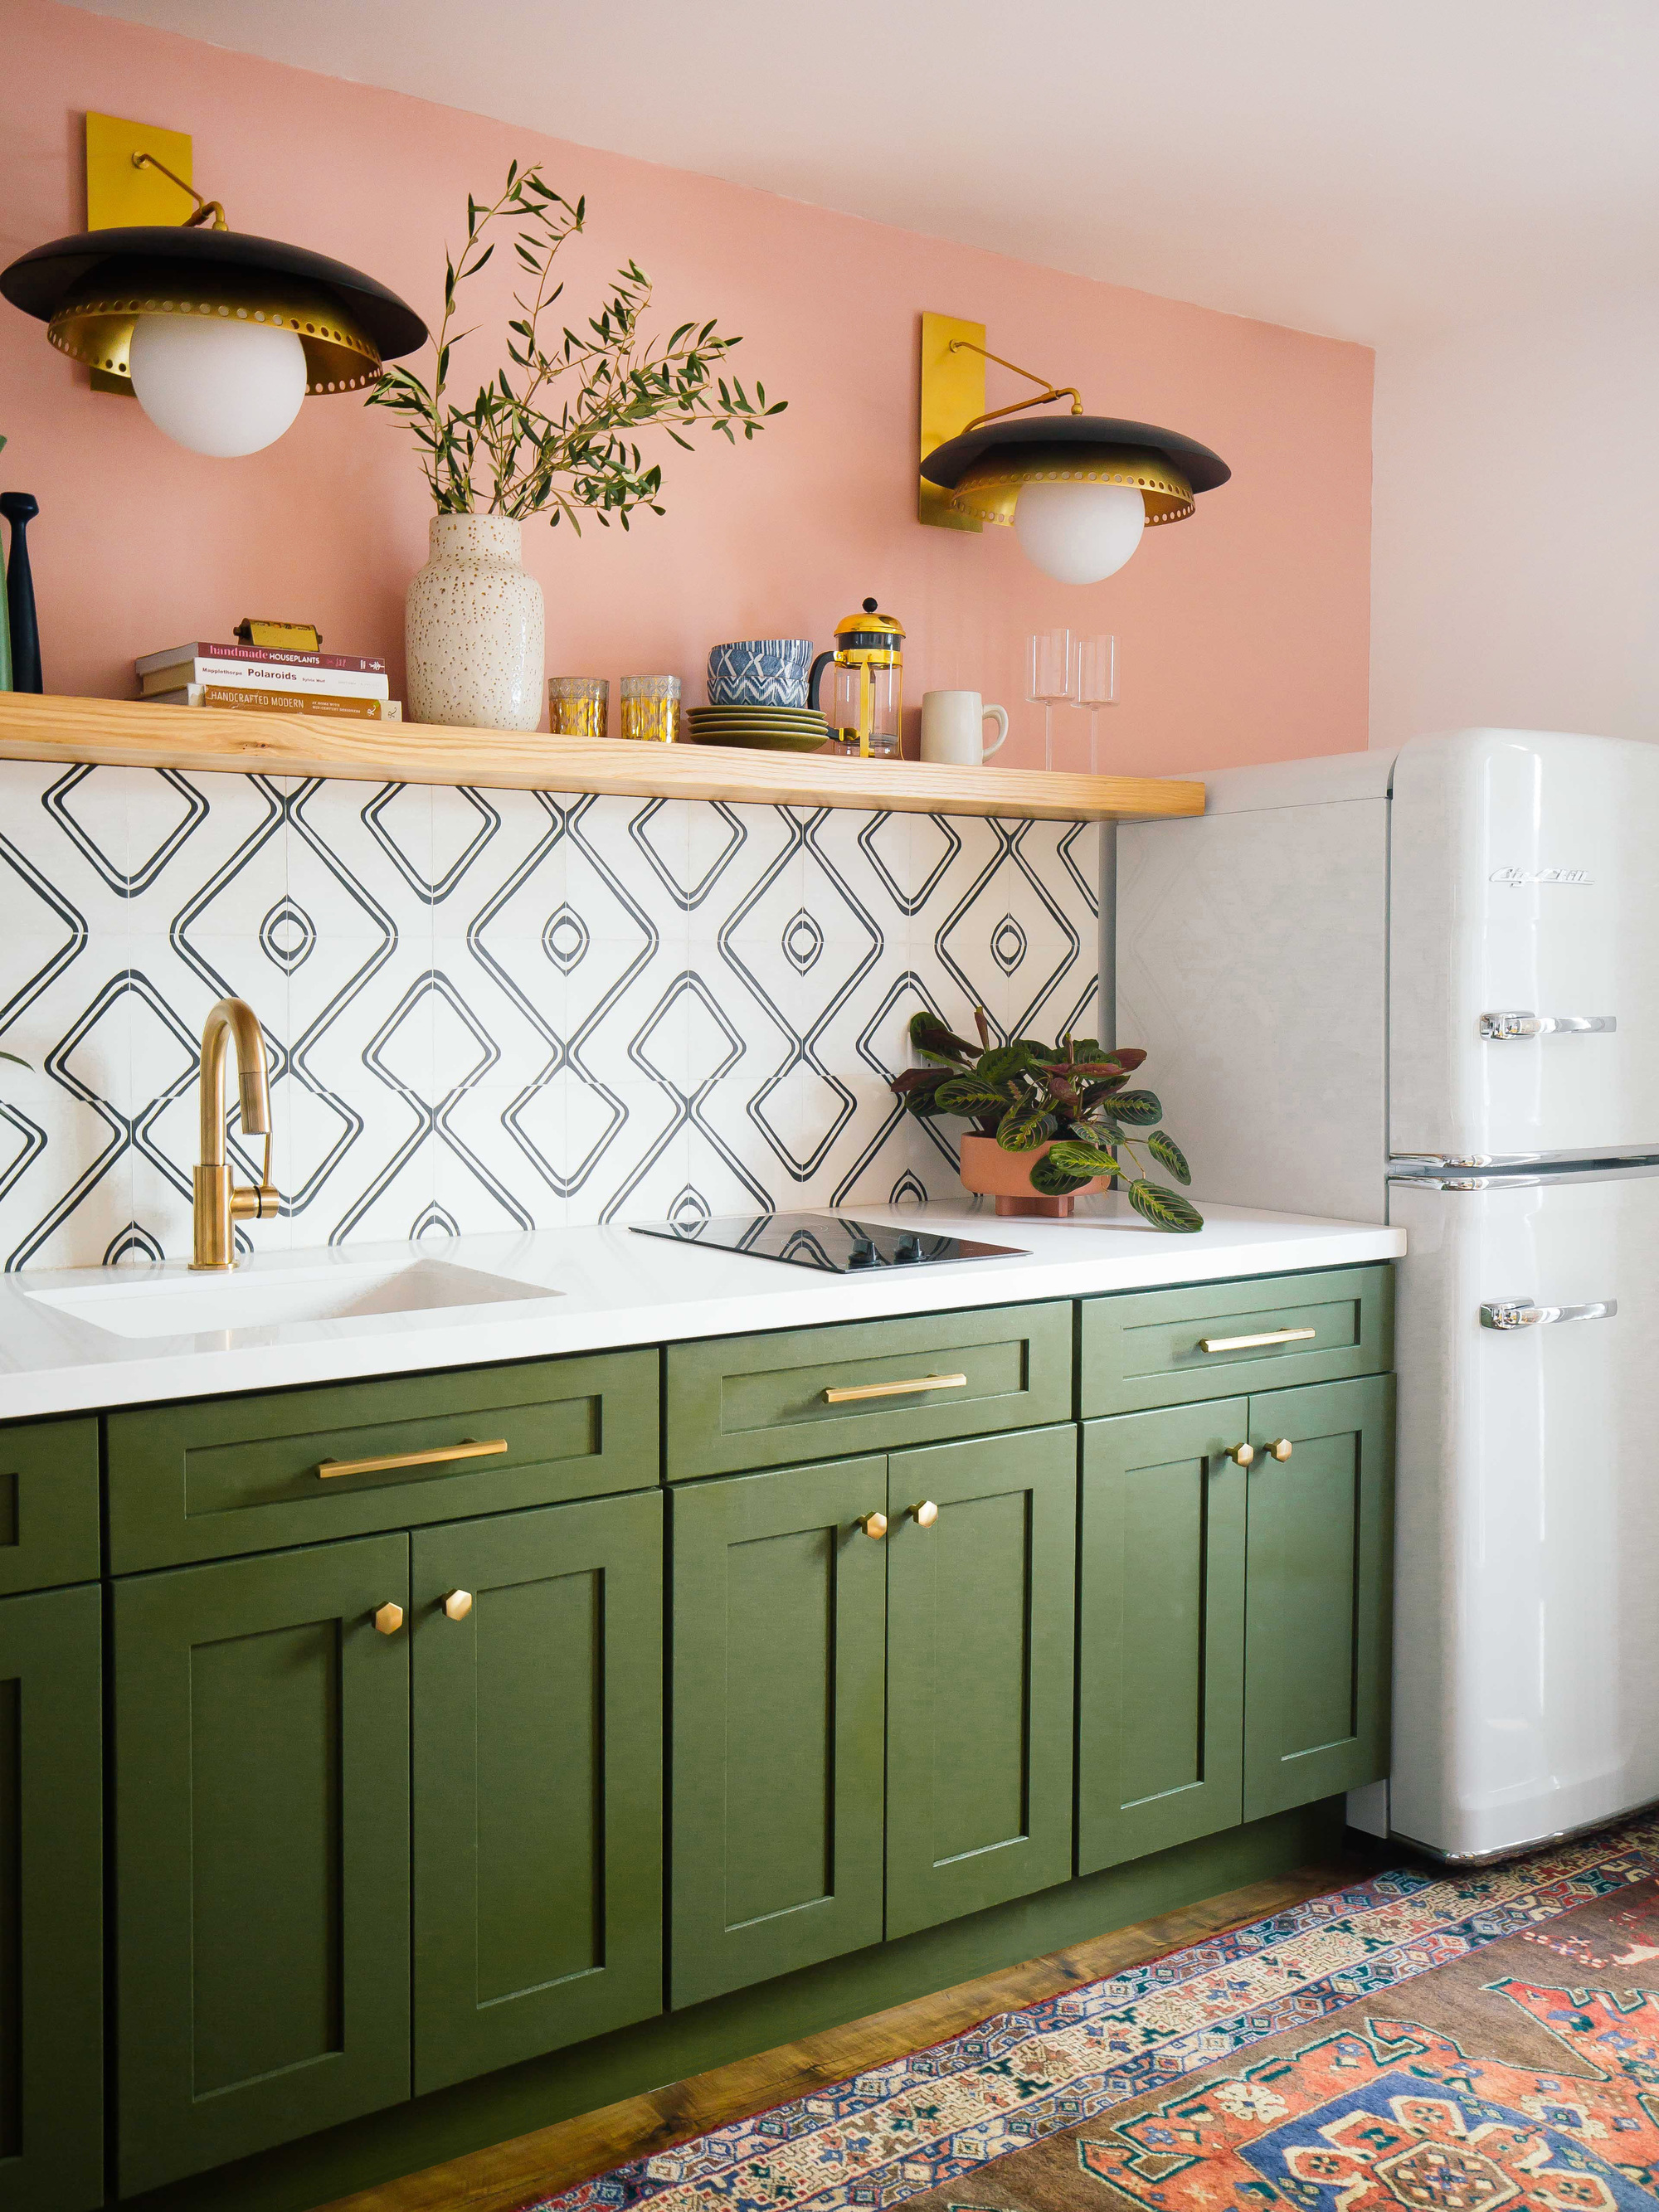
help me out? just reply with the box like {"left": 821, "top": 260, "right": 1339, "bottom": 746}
{"left": 670, "top": 1430, "right": 1079, "bottom": 2003}
{"left": 114, "top": 1492, "right": 668, "bottom": 2189}
{"left": 0, "top": 1583, "right": 103, "bottom": 2212}
{"left": 1242, "top": 1374, "right": 1395, "bottom": 1820}
{"left": 884, "top": 1427, "right": 1076, "bottom": 1938}
{"left": 412, "top": 1491, "right": 664, "bottom": 2094}
{"left": 669, "top": 1456, "right": 889, "bottom": 2009}
{"left": 1078, "top": 1401, "right": 1248, "bottom": 1874}
{"left": 1079, "top": 1372, "right": 1394, "bottom": 1875}
{"left": 114, "top": 1534, "right": 414, "bottom": 2197}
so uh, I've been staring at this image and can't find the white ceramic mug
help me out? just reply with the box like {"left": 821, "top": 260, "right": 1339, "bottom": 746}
{"left": 920, "top": 689, "right": 1010, "bottom": 766}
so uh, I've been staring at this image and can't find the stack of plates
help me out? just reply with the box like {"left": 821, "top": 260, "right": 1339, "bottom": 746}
{"left": 686, "top": 703, "right": 830, "bottom": 753}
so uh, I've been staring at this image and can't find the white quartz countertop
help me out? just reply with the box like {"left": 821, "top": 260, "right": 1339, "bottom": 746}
{"left": 0, "top": 1198, "right": 1406, "bottom": 1421}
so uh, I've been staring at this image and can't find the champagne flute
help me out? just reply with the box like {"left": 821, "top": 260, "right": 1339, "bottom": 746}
{"left": 1075, "top": 634, "right": 1118, "bottom": 772}
{"left": 1027, "top": 629, "right": 1076, "bottom": 771}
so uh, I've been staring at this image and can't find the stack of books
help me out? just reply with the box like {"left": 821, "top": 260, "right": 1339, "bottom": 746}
{"left": 136, "top": 641, "right": 402, "bottom": 721}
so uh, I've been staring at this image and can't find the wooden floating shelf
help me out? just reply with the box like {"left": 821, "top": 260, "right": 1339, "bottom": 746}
{"left": 0, "top": 695, "right": 1204, "bottom": 823}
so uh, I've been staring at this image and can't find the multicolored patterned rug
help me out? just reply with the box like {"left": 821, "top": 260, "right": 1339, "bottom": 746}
{"left": 534, "top": 1813, "right": 1659, "bottom": 2212}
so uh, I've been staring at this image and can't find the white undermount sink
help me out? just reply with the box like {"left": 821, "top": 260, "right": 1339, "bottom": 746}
{"left": 28, "top": 1256, "right": 560, "bottom": 1342}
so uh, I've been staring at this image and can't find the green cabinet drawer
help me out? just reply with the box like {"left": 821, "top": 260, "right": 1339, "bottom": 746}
{"left": 0, "top": 1417, "right": 100, "bottom": 1595}
{"left": 106, "top": 1348, "right": 660, "bottom": 1571}
{"left": 1080, "top": 1265, "right": 1393, "bottom": 1417}
{"left": 0, "top": 1585, "right": 104, "bottom": 2212}
{"left": 665, "top": 1302, "right": 1073, "bottom": 1479}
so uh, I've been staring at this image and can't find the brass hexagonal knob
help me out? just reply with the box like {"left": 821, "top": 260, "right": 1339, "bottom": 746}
{"left": 1267, "top": 1438, "right": 1294, "bottom": 1462}
{"left": 1227, "top": 1442, "right": 1255, "bottom": 1467}
{"left": 373, "top": 1601, "right": 404, "bottom": 1636}
{"left": 443, "top": 1588, "right": 474, "bottom": 1621}
{"left": 856, "top": 1511, "right": 888, "bottom": 1540}
{"left": 911, "top": 1500, "right": 939, "bottom": 1527}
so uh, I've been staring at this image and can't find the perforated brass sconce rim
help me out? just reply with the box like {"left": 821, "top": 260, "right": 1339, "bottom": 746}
{"left": 950, "top": 443, "right": 1195, "bottom": 528}
{"left": 48, "top": 265, "right": 382, "bottom": 393}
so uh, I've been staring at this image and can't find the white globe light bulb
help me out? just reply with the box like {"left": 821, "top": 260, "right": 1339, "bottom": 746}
{"left": 1013, "top": 479, "right": 1145, "bottom": 585}
{"left": 128, "top": 313, "right": 308, "bottom": 458}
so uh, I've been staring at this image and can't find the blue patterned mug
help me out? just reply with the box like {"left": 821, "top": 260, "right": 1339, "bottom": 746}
{"left": 707, "top": 638, "right": 815, "bottom": 707}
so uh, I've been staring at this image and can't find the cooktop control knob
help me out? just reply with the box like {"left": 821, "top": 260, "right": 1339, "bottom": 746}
{"left": 847, "top": 1242, "right": 881, "bottom": 1269}
{"left": 893, "top": 1235, "right": 923, "bottom": 1264}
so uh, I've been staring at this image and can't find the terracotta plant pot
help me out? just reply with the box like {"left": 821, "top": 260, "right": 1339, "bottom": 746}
{"left": 957, "top": 1134, "right": 1108, "bottom": 1218}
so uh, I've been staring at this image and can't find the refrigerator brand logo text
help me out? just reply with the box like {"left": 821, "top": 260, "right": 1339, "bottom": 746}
{"left": 1489, "top": 867, "right": 1594, "bottom": 888}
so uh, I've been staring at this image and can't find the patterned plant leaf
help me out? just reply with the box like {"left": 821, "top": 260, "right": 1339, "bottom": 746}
{"left": 1029, "top": 1150, "right": 1095, "bottom": 1196}
{"left": 1146, "top": 1130, "right": 1191, "bottom": 1185}
{"left": 996, "top": 1102, "right": 1058, "bottom": 1152}
{"left": 934, "top": 1076, "right": 1012, "bottom": 1116}
{"left": 908, "top": 1010, "right": 976, "bottom": 1067}
{"left": 902, "top": 1085, "right": 948, "bottom": 1118}
{"left": 1102, "top": 1088, "right": 1163, "bottom": 1127}
{"left": 1127, "top": 1179, "right": 1204, "bottom": 1233}
{"left": 1047, "top": 1137, "right": 1121, "bottom": 1179}
{"left": 1040, "top": 1068, "right": 1082, "bottom": 1115}
{"left": 977, "top": 1044, "right": 1040, "bottom": 1087}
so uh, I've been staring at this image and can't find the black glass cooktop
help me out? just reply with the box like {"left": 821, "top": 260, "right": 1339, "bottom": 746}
{"left": 630, "top": 1213, "right": 1022, "bottom": 1273}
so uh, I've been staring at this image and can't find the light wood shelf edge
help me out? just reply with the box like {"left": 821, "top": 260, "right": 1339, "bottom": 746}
{"left": 0, "top": 696, "right": 1204, "bottom": 822}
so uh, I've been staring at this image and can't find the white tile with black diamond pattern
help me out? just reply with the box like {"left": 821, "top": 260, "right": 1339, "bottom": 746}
{"left": 0, "top": 765, "right": 1100, "bottom": 1269}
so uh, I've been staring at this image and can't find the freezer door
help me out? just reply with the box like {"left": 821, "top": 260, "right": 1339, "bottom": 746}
{"left": 1388, "top": 1168, "right": 1659, "bottom": 1859}
{"left": 1390, "top": 728, "right": 1659, "bottom": 1160}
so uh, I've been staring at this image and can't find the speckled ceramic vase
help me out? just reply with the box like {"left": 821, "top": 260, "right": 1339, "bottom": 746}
{"left": 406, "top": 514, "right": 544, "bottom": 731}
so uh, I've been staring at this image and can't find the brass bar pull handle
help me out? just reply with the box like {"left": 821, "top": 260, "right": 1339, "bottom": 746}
{"left": 319, "top": 1437, "right": 509, "bottom": 1480}
{"left": 1199, "top": 1328, "right": 1316, "bottom": 1354}
{"left": 823, "top": 1373, "right": 968, "bottom": 1405}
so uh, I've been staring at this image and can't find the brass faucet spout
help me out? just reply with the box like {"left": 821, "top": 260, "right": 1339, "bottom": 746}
{"left": 191, "top": 997, "right": 280, "bottom": 1271}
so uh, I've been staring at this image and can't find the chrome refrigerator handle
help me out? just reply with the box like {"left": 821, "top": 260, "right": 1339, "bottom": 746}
{"left": 1480, "top": 1298, "right": 1618, "bottom": 1330}
{"left": 1479, "top": 1012, "right": 1617, "bottom": 1039}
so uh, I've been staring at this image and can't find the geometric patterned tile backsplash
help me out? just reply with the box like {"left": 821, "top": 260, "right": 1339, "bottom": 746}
{"left": 0, "top": 761, "right": 1101, "bottom": 1271}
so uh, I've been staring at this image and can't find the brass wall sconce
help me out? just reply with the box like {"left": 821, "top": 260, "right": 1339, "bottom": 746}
{"left": 917, "top": 310, "right": 1229, "bottom": 584}
{"left": 0, "top": 113, "right": 426, "bottom": 458}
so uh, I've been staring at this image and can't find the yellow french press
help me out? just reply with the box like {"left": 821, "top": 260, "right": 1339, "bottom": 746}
{"left": 808, "top": 598, "right": 904, "bottom": 758}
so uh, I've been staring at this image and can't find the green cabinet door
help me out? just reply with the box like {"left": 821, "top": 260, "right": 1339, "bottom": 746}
{"left": 114, "top": 1534, "right": 412, "bottom": 2196}
{"left": 1243, "top": 1374, "right": 1395, "bottom": 1820}
{"left": 0, "top": 1585, "right": 102, "bottom": 2212}
{"left": 884, "top": 1427, "right": 1077, "bottom": 1939}
{"left": 412, "top": 1491, "right": 664, "bottom": 2094}
{"left": 1078, "top": 1402, "right": 1248, "bottom": 1874}
{"left": 670, "top": 1456, "right": 888, "bottom": 2008}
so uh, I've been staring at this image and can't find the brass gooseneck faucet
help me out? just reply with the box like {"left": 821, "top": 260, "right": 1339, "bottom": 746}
{"left": 191, "top": 997, "right": 281, "bottom": 1271}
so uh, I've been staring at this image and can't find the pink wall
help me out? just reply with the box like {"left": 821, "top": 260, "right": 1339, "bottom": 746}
{"left": 1, "top": 0, "right": 1373, "bottom": 773}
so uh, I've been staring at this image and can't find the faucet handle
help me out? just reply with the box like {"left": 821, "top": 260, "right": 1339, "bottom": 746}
{"left": 230, "top": 1130, "right": 281, "bottom": 1221}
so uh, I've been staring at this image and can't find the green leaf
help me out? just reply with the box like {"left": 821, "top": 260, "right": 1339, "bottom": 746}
{"left": 1047, "top": 1138, "right": 1120, "bottom": 1180}
{"left": 995, "top": 1102, "right": 1058, "bottom": 1152}
{"left": 0, "top": 1049, "right": 28, "bottom": 1070}
{"left": 1146, "top": 1130, "right": 1192, "bottom": 1184}
{"left": 1126, "top": 1179, "right": 1204, "bottom": 1233}
{"left": 1029, "top": 1150, "right": 1094, "bottom": 1197}
{"left": 975, "top": 1043, "right": 1039, "bottom": 1087}
{"left": 907, "top": 1010, "right": 975, "bottom": 1066}
{"left": 1102, "top": 1088, "right": 1163, "bottom": 1127}
{"left": 933, "top": 1077, "right": 1013, "bottom": 1116}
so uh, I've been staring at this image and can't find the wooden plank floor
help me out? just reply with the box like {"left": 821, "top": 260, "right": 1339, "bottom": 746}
{"left": 319, "top": 1856, "right": 1363, "bottom": 2212}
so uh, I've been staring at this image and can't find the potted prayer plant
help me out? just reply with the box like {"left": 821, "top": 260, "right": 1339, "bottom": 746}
{"left": 892, "top": 1009, "right": 1204, "bottom": 1230}
{"left": 371, "top": 163, "right": 785, "bottom": 731}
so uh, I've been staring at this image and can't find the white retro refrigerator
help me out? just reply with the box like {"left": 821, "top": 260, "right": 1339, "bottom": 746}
{"left": 1116, "top": 727, "right": 1659, "bottom": 1861}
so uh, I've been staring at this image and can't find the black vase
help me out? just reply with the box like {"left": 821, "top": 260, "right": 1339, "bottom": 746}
{"left": 0, "top": 494, "right": 41, "bottom": 693}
